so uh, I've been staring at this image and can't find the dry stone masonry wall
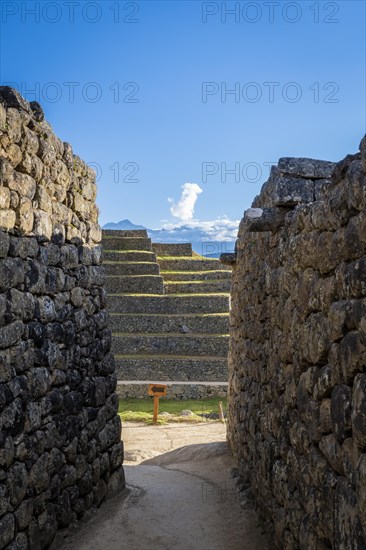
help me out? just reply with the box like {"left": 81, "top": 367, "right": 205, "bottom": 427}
{"left": 0, "top": 88, "right": 124, "bottom": 549}
{"left": 227, "top": 135, "right": 366, "bottom": 549}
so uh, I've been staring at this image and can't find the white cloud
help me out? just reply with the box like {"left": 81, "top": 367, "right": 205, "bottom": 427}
{"left": 169, "top": 183, "right": 203, "bottom": 221}
{"left": 161, "top": 216, "right": 240, "bottom": 242}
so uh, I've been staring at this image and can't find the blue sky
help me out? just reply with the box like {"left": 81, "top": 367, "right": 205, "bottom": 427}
{"left": 1, "top": 0, "right": 365, "bottom": 232}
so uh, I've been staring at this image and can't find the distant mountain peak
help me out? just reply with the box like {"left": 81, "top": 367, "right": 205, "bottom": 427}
{"left": 103, "top": 219, "right": 147, "bottom": 231}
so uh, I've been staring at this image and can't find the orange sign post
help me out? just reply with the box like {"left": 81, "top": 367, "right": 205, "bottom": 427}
{"left": 148, "top": 384, "right": 167, "bottom": 424}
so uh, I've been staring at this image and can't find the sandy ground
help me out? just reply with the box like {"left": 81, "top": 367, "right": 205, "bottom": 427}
{"left": 123, "top": 420, "right": 230, "bottom": 463}
{"left": 60, "top": 421, "right": 268, "bottom": 550}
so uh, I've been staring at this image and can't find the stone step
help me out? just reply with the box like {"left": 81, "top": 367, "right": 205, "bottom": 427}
{"left": 103, "top": 250, "right": 157, "bottom": 262}
{"left": 105, "top": 275, "right": 164, "bottom": 294}
{"left": 116, "top": 380, "right": 228, "bottom": 399}
{"left": 164, "top": 280, "right": 231, "bottom": 294}
{"left": 109, "top": 312, "right": 230, "bottom": 334}
{"left": 158, "top": 258, "right": 229, "bottom": 271}
{"left": 103, "top": 229, "right": 148, "bottom": 238}
{"left": 111, "top": 333, "right": 229, "bottom": 356}
{"left": 152, "top": 243, "right": 192, "bottom": 257}
{"left": 107, "top": 293, "right": 230, "bottom": 314}
{"left": 161, "top": 270, "right": 231, "bottom": 281}
{"left": 102, "top": 237, "right": 152, "bottom": 251}
{"left": 114, "top": 355, "right": 227, "bottom": 381}
{"left": 104, "top": 261, "right": 160, "bottom": 276}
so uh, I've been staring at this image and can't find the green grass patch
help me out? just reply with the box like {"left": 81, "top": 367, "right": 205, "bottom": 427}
{"left": 104, "top": 252, "right": 155, "bottom": 256}
{"left": 192, "top": 251, "right": 218, "bottom": 260}
{"left": 166, "top": 280, "right": 226, "bottom": 284}
{"left": 161, "top": 270, "right": 229, "bottom": 275}
{"left": 119, "top": 397, "right": 227, "bottom": 424}
{"left": 157, "top": 255, "right": 219, "bottom": 261}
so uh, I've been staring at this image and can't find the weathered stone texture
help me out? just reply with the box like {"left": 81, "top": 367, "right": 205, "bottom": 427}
{"left": 227, "top": 137, "right": 366, "bottom": 548}
{"left": 0, "top": 88, "right": 124, "bottom": 549}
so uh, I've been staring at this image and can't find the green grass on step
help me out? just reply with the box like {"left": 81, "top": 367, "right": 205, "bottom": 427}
{"left": 161, "top": 270, "right": 230, "bottom": 274}
{"left": 120, "top": 410, "right": 206, "bottom": 424}
{"left": 104, "top": 261, "right": 157, "bottom": 265}
{"left": 119, "top": 410, "right": 169, "bottom": 425}
{"left": 157, "top": 256, "right": 219, "bottom": 261}
{"left": 165, "top": 279, "right": 226, "bottom": 286}
{"left": 103, "top": 250, "right": 155, "bottom": 254}
{"left": 119, "top": 397, "right": 227, "bottom": 424}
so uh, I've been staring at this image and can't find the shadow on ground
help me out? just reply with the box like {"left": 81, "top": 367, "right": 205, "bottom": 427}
{"left": 59, "top": 423, "right": 268, "bottom": 550}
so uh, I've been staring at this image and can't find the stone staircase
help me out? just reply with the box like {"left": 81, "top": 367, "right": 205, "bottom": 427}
{"left": 102, "top": 231, "right": 231, "bottom": 399}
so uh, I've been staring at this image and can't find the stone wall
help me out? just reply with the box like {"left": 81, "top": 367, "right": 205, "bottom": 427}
{"left": 151, "top": 243, "right": 193, "bottom": 257}
{"left": 0, "top": 88, "right": 124, "bottom": 549}
{"left": 227, "top": 135, "right": 366, "bottom": 548}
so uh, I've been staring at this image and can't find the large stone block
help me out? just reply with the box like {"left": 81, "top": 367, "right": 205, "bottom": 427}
{"left": 277, "top": 157, "right": 336, "bottom": 179}
{"left": 352, "top": 374, "right": 366, "bottom": 449}
{"left": 360, "top": 135, "right": 366, "bottom": 172}
{"left": 333, "top": 477, "right": 365, "bottom": 548}
{"left": 0, "top": 231, "right": 10, "bottom": 257}
{"left": 0, "top": 513, "right": 15, "bottom": 548}
{"left": 0, "top": 86, "right": 32, "bottom": 114}
{"left": 0, "top": 208, "right": 16, "bottom": 231}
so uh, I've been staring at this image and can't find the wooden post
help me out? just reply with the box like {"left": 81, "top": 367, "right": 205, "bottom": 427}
{"left": 153, "top": 395, "right": 159, "bottom": 425}
{"left": 218, "top": 401, "right": 225, "bottom": 423}
{"left": 148, "top": 384, "right": 166, "bottom": 425}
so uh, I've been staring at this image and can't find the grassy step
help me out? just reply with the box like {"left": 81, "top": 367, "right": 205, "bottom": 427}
{"left": 107, "top": 293, "right": 230, "bottom": 314}
{"left": 164, "top": 280, "right": 231, "bottom": 294}
{"left": 152, "top": 243, "right": 192, "bottom": 257}
{"left": 109, "top": 312, "right": 229, "bottom": 333}
{"left": 105, "top": 275, "right": 164, "bottom": 294}
{"left": 104, "top": 261, "right": 160, "bottom": 276}
{"left": 103, "top": 229, "right": 148, "bottom": 238}
{"left": 161, "top": 270, "right": 231, "bottom": 281}
{"left": 114, "top": 354, "right": 227, "bottom": 381}
{"left": 158, "top": 258, "right": 228, "bottom": 271}
{"left": 102, "top": 237, "right": 152, "bottom": 251}
{"left": 103, "top": 250, "right": 157, "bottom": 262}
{"left": 111, "top": 333, "right": 229, "bottom": 356}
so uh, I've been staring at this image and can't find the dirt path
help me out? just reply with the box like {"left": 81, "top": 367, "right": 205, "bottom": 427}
{"left": 60, "top": 422, "right": 268, "bottom": 550}
{"left": 123, "top": 420, "right": 230, "bottom": 463}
